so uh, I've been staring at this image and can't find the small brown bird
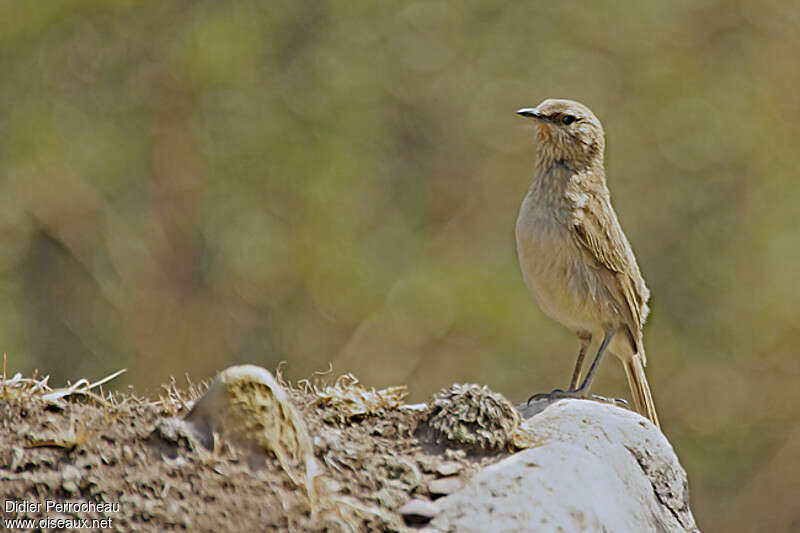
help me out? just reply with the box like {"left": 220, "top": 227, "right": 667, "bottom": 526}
{"left": 515, "top": 98, "right": 660, "bottom": 428}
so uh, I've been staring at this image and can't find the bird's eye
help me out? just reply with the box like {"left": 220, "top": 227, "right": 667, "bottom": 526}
{"left": 562, "top": 115, "right": 576, "bottom": 125}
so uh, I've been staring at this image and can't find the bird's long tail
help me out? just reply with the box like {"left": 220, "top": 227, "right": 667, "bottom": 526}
{"left": 624, "top": 353, "right": 660, "bottom": 429}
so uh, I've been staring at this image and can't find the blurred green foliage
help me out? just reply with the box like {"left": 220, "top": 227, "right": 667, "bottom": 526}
{"left": 1, "top": 1, "right": 799, "bottom": 531}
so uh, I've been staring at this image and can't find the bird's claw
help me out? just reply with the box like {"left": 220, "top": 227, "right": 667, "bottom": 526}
{"left": 526, "top": 390, "right": 630, "bottom": 409}
{"left": 527, "top": 388, "right": 579, "bottom": 405}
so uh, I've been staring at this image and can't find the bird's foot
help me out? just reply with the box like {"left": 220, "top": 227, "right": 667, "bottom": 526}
{"left": 527, "top": 388, "right": 577, "bottom": 404}
{"left": 527, "top": 388, "right": 629, "bottom": 409}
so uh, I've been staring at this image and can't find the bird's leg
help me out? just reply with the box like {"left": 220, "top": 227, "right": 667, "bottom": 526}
{"left": 528, "top": 328, "right": 626, "bottom": 406}
{"left": 569, "top": 332, "right": 592, "bottom": 390}
{"left": 575, "top": 328, "right": 615, "bottom": 394}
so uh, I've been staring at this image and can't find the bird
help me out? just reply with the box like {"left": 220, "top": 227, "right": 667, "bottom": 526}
{"left": 515, "top": 98, "right": 660, "bottom": 428}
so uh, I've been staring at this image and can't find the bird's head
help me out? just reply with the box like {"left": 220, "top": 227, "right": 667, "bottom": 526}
{"left": 517, "top": 99, "right": 605, "bottom": 167}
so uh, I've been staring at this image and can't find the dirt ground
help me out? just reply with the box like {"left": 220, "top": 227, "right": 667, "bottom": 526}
{"left": 0, "top": 373, "right": 510, "bottom": 532}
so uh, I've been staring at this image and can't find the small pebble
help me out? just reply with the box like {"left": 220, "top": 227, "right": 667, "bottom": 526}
{"left": 122, "top": 445, "right": 135, "bottom": 463}
{"left": 8, "top": 446, "right": 24, "bottom": 472}
{"left": 444, "top": 449, "right": 466, "bottom": 460}
{"left": 435, "top": 461, "right": 463, "bottom": 477}
{"left": 397, "top": 498, "right": 440, "bottom": 524}
{"left": 428, "top": 477, "right": 463, "bottom": 496}
{"left": 61, "top": 465, "right": 82, "bottom": 485}
{"left": 62, "top": 480, "right": 78, "bottom": 494}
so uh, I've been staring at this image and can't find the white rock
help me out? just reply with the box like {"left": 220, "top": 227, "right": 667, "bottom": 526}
{"left": 426, "top": 400, "right": 699, "bottom": 533}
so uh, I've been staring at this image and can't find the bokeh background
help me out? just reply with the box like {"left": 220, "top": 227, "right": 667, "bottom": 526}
{"left": 1, "top": 1, "right": 798, "bottom": 531}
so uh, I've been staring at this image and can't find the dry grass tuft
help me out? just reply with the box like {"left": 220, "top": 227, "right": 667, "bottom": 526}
{"left": 301, "top": 373, "right": 408, "bottom": 421}
{"left": 0, "top": 353, "right": 127, "bottom": 406}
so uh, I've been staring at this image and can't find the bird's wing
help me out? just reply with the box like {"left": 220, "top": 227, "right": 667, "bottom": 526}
{"left": 571, "top": 194, "right": 650, "bottom": 346}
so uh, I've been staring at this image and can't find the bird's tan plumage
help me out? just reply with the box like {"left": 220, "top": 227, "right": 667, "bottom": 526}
{"left": 516, "top": 98, "right": 660, "bottom": 428}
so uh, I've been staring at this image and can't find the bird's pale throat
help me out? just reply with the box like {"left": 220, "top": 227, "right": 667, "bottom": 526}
{"left": 536, "top": 122, "right": 553, "bottom": 142}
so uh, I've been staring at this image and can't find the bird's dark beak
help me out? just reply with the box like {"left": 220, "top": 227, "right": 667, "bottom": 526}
{"left": 516, "top": 107, "right": 543, "bottom": 119}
